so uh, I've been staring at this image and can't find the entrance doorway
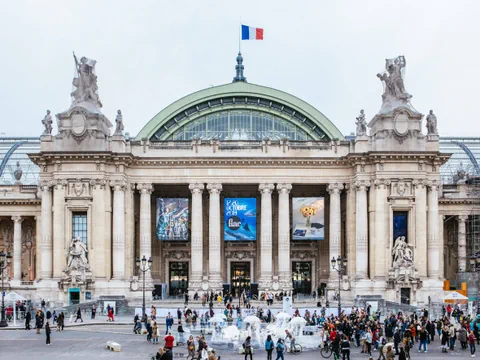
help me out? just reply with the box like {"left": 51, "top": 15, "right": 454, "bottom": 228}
{"left": 292, "top": 261, "right": 312, "bottom": 295}
{"left": 231, "top": 262, "right": 251, "bottom": 297}
{"left": 401, "top": 288, "right": 411, "bottom": 304}
{"left": 69, "top": 288, "right": 80, "bottom": 305}
{"left": 169, "top": 262, "right": 188, "bottom": 296}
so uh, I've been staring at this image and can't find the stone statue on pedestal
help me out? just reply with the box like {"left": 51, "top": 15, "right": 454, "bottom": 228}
{"left": 66, "top": 237, "right": 89, "bottom": 271}
{"left": 41, "top": 110, "right": 53, "bottom": 135}
{"left": 114, "top": 110, "right": 124, "bottom": 135}
{"left": 13, "top": 161, "right": 22, "bottom": 183}
{"left": 377, "top": 56, "right": 411, "bottom": 102}
{"left": 392, "top": 236, "right": 414, "bottom": 268}
{"left": 71, "top": 53, "right": 102, "bottom": 108}
{"left": 355, "top": 110, "right": 367, "bottom": 136}
{"left": 426, "top": 110, "right": 438, "bottom": 135}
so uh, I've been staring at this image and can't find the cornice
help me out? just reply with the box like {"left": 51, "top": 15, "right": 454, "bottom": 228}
{"left": 0, "top": 199, "right": 41, "bottom": 205}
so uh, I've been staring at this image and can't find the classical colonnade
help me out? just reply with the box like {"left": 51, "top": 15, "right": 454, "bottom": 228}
{"left": 33, "top": 178, "right": 445, "bottom": 292}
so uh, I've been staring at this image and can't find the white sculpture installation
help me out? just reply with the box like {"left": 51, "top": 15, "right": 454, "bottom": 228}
{"left": 71, "top": 53, "right": 102, "bottom": 108}
{"left": 66, "top": 237, "right": 89, "bottom": 271}
{"left": 392, "top": 236, "right": 414, "bottom": 268}
{"left": 426, "top": 110, "right": 438, "bottom": 135}
{"left": 355, "top": 110, "right": 367, "bottom": 136}
{"left": 41, "top": 110, "right": 53, "bottom": 135}
{"left": 114, "top": 110, "right": 124, "bottom": 135}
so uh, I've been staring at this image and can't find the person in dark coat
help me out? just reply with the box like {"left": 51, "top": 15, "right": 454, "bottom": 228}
{"left": 25, "top": 310, "right": 31, "bottom": 330}
{"left": 45, "top": 320, "right": 52, "bottom": 345}
{"left": 75, "top": 307, "right": 83, "bottom": 323}
{"left": 35, "top": 310, "right": 42, "bottom": 334}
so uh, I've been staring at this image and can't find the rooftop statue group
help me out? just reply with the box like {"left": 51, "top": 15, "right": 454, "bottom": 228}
{"left": 355, "top": 109, "right": 367, "bottom": 136}
{"left": 377, "top": 55, "right": 411, "bottom": 103}
{"left": 71, "top": 52, "right": 102, "bottom": 108}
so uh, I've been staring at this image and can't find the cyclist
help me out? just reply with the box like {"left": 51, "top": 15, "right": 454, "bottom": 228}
{"left": 285, "top": 329, "right": 296, "bottom": 352}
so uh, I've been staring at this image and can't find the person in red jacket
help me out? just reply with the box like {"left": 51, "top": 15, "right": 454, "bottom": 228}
{"left": 330, "top": 329, "right": 337, "bottom": 342}
{"left": 164, "top": 331, "right": 175, "bottom": 351}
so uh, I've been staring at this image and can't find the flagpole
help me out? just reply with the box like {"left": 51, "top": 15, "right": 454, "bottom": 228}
{"left": 239, "top": 18, "right": 241, "bottom": 53}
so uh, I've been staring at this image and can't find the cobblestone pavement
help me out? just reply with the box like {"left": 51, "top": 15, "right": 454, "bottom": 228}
{"left": 0, "top": 325, "right": 477, "bottom": 360}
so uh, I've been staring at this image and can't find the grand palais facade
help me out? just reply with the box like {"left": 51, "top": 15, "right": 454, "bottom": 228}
{"left": 0, "top": 53, "right": 479, "bottom": 306}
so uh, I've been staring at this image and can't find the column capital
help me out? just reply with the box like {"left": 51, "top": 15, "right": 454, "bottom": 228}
{"left": 412, "top": 179, "right": 429, "bottom": 189}
{"left": 276, "top": 183, "right": 292, "bottom": 194}
{"left": 109, "top": 180, "right": 127, "bottom": 191}
{"left": 11, "top": 215, "right": 23, "bottom": 224}
{"left": 89, "top": 178, "right": 108, "bottom": 190}
{"left": 328, "top": 182, "right": 344, "bottom": 194}
{"left": 373, "top": 178, "right": 391, "bottom": 189}
{"left": 426, "top": 180, "right": 439, "bottom": 191}
{"left": 353, "top": 180, "right": 371, "bottom": 192}
{"left": 137, "top": 183, "right": 153, "bottom": 194}
{"left": 189, "top": 183, "right": 204, "bottom": 194}
{"left": 51, "top": 179, "right": 68, "bottom": 190}
{"left": 259, "top": 183, "right": 275, "bottom": 194}
{"left": 207, "top": 183, "right": 222, "bottom": 194}
{"left": 457, "top": 215, "right": 468, "bottom": 223}
{"left": 40, "top": 180, "right": 52, "bottom": 192}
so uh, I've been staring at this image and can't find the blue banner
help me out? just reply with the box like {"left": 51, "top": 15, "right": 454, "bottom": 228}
{"left": 224, "top": 198, "right": 257, "bottom": 241}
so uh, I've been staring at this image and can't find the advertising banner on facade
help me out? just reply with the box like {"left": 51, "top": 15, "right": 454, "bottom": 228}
{"left": 292, "top": 197, "right": 325, "bottom": 240}
{"left": 156, "top": 198, "right": 189, "bottom": 241}
{"left": 224, "top": 198, "right": 257, "bottom": 241}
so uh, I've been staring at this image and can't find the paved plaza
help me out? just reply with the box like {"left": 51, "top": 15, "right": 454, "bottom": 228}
{"left": 0, "top": 324, "right": 476, "bottom": 360}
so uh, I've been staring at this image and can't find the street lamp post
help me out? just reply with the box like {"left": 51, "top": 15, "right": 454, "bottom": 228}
{"left": 0, "top": 251, "right": 12, "bottom": 328}
{"left": 331, "top": 255, "right": 348, "bottom": 317}
{"left": 136, "top": 255, "right": 152, "bottom": 318}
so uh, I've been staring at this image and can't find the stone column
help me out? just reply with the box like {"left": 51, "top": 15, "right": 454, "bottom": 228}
{"left": 53, "top": 180, "right": 66, "bottom": 278}
{"left": 207, "top": 183, "right": 222, "bottom": 290}
{"left": 277, "top": 183, "right": 292, "bottom": 290}
{"left": 111, "top": 180, "right": 126, "bottom": 279}
{"left": 457, "top": 215, "right": 468, "bottom": 272}
{"left": 12, "top": 216, "right": 23, "bottom": 281}
{"left": 354, "top": 180, "right": 370, "bottom": 279}
{"left": 40, "top": 181, "right": 53, "bottom": 279}
{"left": 137, "top": 183, "right": 153, "bottom": 278}
{"left": 413, "top": 180, "right": 428, "bottom": 277}
{"left": 259, "top": 183, "right": 275, "bottom": 290}
{"left": 345, "top": 184, "right": 356, "bottom": 279}
{"left": 374, "top": 179, "right": 390, "bottom": 278}
{"left": 328, "top": 182, "right": 343, "bottom": 281}
{"left": 427, "top": 181, "right": 440, "bottom": 278}
{"left": 91, "top": 179, "right": 107, "bottom": 278}
{"left": 189, "top": 183, "right": 204, "bottom": 291}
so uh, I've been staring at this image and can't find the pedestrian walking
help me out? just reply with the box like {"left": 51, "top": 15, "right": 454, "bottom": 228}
{"left": 265, "top": 334, "right": 274, "bottom": 360}
{"left": 74, "top": 307, "right": 83, "bottom": 323}
{"left": 91, "top": 304, "right": 96, "bottom": 319}
{"left": 187, "top": 335, "right": 196, "bottom": 360}
{"left": 45, "top": 320, "right": 52, "bottom": 346}
{"left": 164, "top": 331, "right": 175, "bottom": 351}
{"left": 35, "top": 310, "right": 42, "bottom": 334}
{"left": 275, "top": 339, "right": 285, "bottom": 360}
{"left": 25, "top": 310, "right": 31, "bottom": 330}
{"left": 152, "top": 321, "right": 159, "bottom": 344}
{"left": 341, "top": 335, "right": 351, "bottom": 360}
{"left": 243, "top": 336, "right": 253, "bottom": 360}
{"left": 468, "top": 330, "right": 477, "bottom": 357}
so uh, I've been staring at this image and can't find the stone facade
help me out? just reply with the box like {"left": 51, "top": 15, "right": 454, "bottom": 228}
{"left": 0, "top": 55, "right": 478, "bottom": 306}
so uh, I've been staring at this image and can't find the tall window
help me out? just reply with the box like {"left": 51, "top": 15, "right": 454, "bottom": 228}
{"left": 72, "top": 212, "right": 87, "bottom": 247}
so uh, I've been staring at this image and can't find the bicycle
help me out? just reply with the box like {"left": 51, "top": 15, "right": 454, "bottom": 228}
{"left": 290, "top": 343, "right": 302, "bottom": 355}
{"left": 320, "top": 343, "right": 334, "bottom": 358}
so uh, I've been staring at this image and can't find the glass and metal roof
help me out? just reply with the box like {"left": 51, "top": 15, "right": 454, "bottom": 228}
{"left": 0, "top": 137, "right": 40, "bottom": 185}
{"left": 440, "top": 137, "right": 480, "bottom": 184}
{"left": 169, "top": 110, "right": 312, "bottom": 141}
{"left": 136, "top": 82, "right": 344, "bottom": 142}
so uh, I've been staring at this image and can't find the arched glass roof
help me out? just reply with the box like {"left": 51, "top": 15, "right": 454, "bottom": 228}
{"left": 136, "top": 82, "right": 344, "bottom": 141}
{"left": 0, "top": 138, "right": 40, "bottom": 185}
{"left": 440, "top": 137, "right": 480, "bottom": 183}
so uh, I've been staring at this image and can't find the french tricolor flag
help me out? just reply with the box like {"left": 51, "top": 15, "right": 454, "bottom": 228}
{"left": 241, "top": 24, "right": 264, "bottom": 40}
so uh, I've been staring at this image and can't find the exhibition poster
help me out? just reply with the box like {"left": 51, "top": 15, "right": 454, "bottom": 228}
{"left": 156, "top": 198, "right": 189, "bottom": 241}
{"left": 291, "top": 197, "right": 324, "bottom": 240}
{"left": 224, "top": 198, "right": 257, "bottom": 241}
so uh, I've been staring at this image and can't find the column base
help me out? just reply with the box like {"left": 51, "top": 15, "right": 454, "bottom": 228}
{"left": 208, "top": 273, "right": 223, "bottom": 292}
{"left": 258, "top": 275, "right": 273, "bottom": 292}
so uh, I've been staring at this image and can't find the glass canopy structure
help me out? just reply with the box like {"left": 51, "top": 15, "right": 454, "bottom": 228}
{"left": 0, "top": 137, "right": 40, "bottom": 185}
{"left": 169, "top": 110, "right": 312, "bottom": 141}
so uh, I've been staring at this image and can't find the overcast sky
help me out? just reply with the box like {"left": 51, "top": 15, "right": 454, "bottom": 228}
{"left": 1, "top": 0, "right": 478, "bottom": 138}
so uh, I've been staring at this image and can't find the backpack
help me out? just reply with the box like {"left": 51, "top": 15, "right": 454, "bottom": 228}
{"left": 276, "top": 342, "right": 284, "bottom": 352}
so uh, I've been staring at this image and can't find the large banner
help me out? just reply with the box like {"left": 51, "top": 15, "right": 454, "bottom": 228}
{"left": 292, "top": 197, "right": 325, "bottom": 240}
{"left": 224, "top": 198, "right": 257, "bottom": 241}
{"left": 156, "top": 198, "right": 189, "bottom": 241}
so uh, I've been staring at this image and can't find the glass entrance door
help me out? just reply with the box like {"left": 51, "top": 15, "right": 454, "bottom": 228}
{"left": 231, "top": 262, "right": 251, "bottom": 297}
{"left": 169, "top": 262, "right": 188, "bottom": 296}
{"left": 292, "top": 261, "right": 312, "bottom": 295}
